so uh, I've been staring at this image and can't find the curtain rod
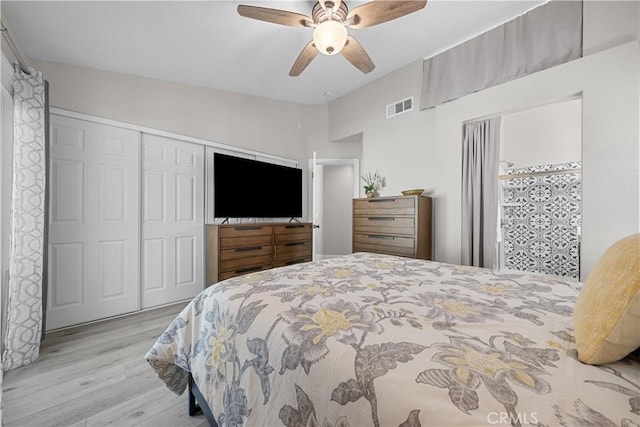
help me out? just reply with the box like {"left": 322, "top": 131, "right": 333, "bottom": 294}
{"left": 0, "top": 18, "right": 30, "bottom": 73}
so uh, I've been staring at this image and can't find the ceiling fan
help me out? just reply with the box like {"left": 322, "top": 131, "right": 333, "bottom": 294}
{"left": 237, "top": 0, "right": 427, "bottom": 76}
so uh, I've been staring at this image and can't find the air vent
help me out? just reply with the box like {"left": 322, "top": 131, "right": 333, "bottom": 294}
{"left": 386, "top": 96, "right": 414, "bottom": 119}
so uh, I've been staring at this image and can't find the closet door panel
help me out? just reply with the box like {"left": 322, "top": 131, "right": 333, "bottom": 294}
{"left": 47, "top": 115, "right": 140, "bottom": 330}
{"left": 141, "top": 134, "right": 204, "bottom": 309}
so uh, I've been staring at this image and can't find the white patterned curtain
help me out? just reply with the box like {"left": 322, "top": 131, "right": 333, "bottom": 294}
{"left": 2, "top": 65, "right": 49, "bottom": 370}
{"left": 461, "top": 117, "right": 501, "bottom": 269}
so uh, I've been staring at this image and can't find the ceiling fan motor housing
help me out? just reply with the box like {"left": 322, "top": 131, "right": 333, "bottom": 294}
{"left": 312, "top": 1, "right": 349, "bottom": 23}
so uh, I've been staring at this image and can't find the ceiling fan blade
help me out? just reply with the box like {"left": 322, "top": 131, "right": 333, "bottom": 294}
{"left": 346, "top": 0, "right": 427, "bottom": 29}
{"left": 341, "top": 36, "right": 375, "bottom": 74}
{"left": 289, "top": 41, "right": 320, "bottom": 77}
{"left": 237, "top": 5, "right": 313, "bottom": 27}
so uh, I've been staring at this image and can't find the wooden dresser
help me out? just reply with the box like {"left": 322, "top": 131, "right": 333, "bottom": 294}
{"left": 206, "top": 222, "right": 312, "bottom": 285}
{"left": 352, "top": 195, "right": 432, "bottom": 260}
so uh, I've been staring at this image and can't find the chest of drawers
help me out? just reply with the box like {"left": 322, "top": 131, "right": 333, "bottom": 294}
{"left": 206, "top": 222, "right": 312, "bottom": 284}
{"left": 352, "top": 195, "right": 432, "bottom": 259}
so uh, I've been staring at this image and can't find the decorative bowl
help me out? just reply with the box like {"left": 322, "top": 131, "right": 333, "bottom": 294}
{"left": 401, "top": 189, "right": 425, "bottom": 196}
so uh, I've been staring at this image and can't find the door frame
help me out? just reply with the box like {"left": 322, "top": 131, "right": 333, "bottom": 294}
{"left": 309, "top": 154, "right": 360, "bottom": 260}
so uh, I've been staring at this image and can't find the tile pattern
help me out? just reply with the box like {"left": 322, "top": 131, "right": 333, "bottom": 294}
{"left": 501, "top": 162, "right": 581, "bottom": 278}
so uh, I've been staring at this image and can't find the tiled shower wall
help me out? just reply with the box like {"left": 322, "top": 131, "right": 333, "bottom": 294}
{"left": 500, "top": 162, "right": 581, "bottom": 278}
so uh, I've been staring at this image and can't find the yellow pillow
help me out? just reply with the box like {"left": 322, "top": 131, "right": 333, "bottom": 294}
{"left": 574, "top": 233, "right": 640, "bottom": 365}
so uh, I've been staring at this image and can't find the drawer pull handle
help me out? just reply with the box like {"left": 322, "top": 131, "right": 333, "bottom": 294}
{"left": 285, "top": 259, "right": 305, "bottom": 265}
{"left": 368, "top": 235, "right": 395, "bottom": 240}
{"left": 285, "top": 224, "right": 305, "bottom": 229}
{"left": 234, "top": 226, "right": 262, "bottom": 231}
{"left": 236, "top": 266, "right": 262, "bottom": 274}
{"left": 368, "top": 198, "right": 396, "bottom": 203}
{"left": 235, "top": 246, "right": 262, "bottom": 252}
{"left": 285, "top": 242, "right": 305, "bottom": 247}
{"left": 368, "top": 217, "right": 395, "bottom": 221}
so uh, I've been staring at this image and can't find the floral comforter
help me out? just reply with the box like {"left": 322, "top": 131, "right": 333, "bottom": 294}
{"left": 146, "top": 253, "right": 639, "bottom": 427}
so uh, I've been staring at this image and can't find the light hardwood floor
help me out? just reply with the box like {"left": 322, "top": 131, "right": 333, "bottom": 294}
{"left": 2, "top": 303, "right": 209, "bottom": 427}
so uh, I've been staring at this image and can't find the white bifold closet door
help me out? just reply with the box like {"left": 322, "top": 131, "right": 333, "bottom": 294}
{"left": 141, "top": 134, "right": 204, "bottom": 309}
{"left": 48, "top": 115, "right": 140, "bottom": 330}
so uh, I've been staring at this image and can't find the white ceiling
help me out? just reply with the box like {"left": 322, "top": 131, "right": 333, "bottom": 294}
{"left": 2, "top": 0, "right": 545, "bottom": 105}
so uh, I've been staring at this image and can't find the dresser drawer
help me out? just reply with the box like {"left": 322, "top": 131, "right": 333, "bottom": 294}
{"left": 220, "top": 234, "right": 273, "bottom": 250}
{"left": 354, "top": 197, "right": 415, "bottom": 215}
{"left": 353, "top": 242, "right": 415, "bottom": 257}
{"left": 274, "top": 257, "right": 312, "bottom": 268}
{"left": 220, "top": 225, "right": 273, "bottom": 239}
{"left": 220, "top": 254, "right": 273, "bottom": 274}
{"left": 219, "top": 265, "right": 271, "bottom": 281}
{"left": 353, "top": 216, "right": 414, "bottom": 235}
{"left": 274, "top": 224, "right": 312, "bottom": 243}
{"left": 353, "top": 232, "right": 415, "bottom": 249}
{"left": 275, "top": 241, "right": 312, "bottom": 262}
{"left": 220, "top": 244, "right": 273, "bottom": 261}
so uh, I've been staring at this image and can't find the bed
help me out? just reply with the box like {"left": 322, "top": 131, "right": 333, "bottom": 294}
{"left": 145, "top": 252, "right": 639, "bottom": 427}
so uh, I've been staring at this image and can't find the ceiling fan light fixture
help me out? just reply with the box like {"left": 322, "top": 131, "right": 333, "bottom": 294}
{"left": 312, "top": 20, "right": 347, "bottom": 55}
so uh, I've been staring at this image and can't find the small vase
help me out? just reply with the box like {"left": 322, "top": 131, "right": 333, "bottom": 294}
{"left": 366, "top": 190, "right": 375, "bottom": 198}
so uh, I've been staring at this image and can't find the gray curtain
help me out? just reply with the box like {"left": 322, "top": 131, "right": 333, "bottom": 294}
{"left": 420, "top": 0, "right": 582, "bottom": 110}
{"left": 2, "top": 64, "right": 49, "bottom": 370}
{"left": 461, "top": 117, "right": 501, "bottom": 268}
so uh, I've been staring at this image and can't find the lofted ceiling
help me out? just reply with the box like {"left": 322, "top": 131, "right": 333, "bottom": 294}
{"left": 2, "top": 0, "right": 545, "bottom": 105}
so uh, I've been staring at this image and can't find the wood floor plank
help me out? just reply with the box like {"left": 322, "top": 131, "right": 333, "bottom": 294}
{"left": 133, "top": 399, "right": 209, "bottom": 427}
{"left": 85, "top": 387, "right": 183, "bottom": 426}
{"left": 2, "top": 303, "right": 208, "bottom": 427}
{"left": 4, "top": 303, "right": 187, "bottom": 384}
{"left": 87, "top": 388, "right": 201, "bottom": 426}
{"left": 3, "top": 364, "right": 127, "bottom": 423}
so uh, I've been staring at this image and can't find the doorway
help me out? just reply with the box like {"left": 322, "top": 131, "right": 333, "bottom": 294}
{"left": 310, "top": 157, "right": 359, "bottom": 260}
{"left": 498, "top": 98, "right": 582, "bottom": 278}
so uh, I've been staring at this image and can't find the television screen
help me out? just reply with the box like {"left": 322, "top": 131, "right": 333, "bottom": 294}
{"left": 214, "top": 153, "right": 303, "bottom": 218}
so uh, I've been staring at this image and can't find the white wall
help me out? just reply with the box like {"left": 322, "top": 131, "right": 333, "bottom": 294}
{"left": 29, "top": 59, "right": 325, "bottom": 221}
{"left": 327, "top": 2, "right": 640, "bottom": 280}
{"left": 501, "top": 98, "right": 582, "bottom": 168}
{"left": 583, "top": 0, "right": 640, "bottom": 55}
{"left": 30, "top": 59, "right": 310, "bottom": 158}
{"left": 13, "top": 1, "right": 639, "bottom": 282}
{"left": 437, "top": 42, "right": 640, "bottom": 279}
{"left": 328, "top": 59, "right": 437, "bottom": 197}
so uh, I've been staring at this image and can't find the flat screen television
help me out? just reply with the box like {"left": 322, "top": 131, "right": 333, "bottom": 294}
{"left": 214, "top": 153, "right": 303, "bottom": 219}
